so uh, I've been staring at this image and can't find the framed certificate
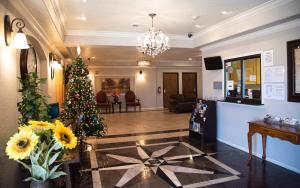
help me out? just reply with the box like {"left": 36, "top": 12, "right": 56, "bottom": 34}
{"left": 287, "top": 39, "right": 300, "bottom": 102}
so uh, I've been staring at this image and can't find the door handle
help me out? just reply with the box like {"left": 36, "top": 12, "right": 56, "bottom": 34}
{"left": 163, "top": 89, "right": 166, "bottom": 93}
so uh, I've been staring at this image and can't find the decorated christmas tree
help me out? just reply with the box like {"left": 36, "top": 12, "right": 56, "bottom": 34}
{"left": 62, "top": 57, "right": 106, "bottom": 137}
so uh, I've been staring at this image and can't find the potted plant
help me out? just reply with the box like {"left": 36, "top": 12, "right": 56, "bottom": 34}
{"left": 5, "top": 120, "right": 77, "bottom": 188}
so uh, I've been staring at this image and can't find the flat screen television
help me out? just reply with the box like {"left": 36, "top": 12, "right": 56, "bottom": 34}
{"left": 204, "top": 56, "right": 223, "bottom": 70}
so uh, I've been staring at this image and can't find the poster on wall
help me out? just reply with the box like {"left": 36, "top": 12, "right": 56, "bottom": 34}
{"left": 263, "top": 83, "right": 285, "bottom": 100}
{"left": 263, "top": 50, "right": 273, "bottom": 66}
{"left": 101, "top": 77, "right": 130, "bottom": 95}
{"left": 264, "top": 65, "right": 285, "bottom": 83}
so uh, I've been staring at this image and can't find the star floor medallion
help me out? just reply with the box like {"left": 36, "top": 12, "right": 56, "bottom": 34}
{"left": 88, "top": 140, "right": 240, "bottom": 188}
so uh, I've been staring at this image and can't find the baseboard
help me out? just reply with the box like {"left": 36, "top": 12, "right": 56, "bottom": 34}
{"left": 141, "top": 107, "right": 164, "bottom": 111}
{"left": 217, "top": 138, "right": 300, "bottom": 174}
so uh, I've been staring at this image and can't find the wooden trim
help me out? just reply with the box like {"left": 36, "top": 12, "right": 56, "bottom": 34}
{"left": 287, "top": 39, "right": 300, "bottom": 102}
{"left": 224, "top": 54, "right": 262, "bottom": 105}
{"left": 20, "top": 46, "right": 38, "bottom": 79}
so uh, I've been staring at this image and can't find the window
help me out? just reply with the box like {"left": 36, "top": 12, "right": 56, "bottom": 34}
{"left": 224, "top": 54, "right": 262, "bottom": 105}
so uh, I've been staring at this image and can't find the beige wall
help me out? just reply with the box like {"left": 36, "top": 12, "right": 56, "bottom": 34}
{"left": 0, "top": 4, "right": 58, "bottom": 187}
{"left": 201, "top": 20, "right": 300, "bottom": 173}
{"left": 91, "top": 66, "right": 202, "bottom": 110}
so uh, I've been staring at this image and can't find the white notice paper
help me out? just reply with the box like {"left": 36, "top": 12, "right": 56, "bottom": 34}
{"left": 227, "top": 80, "right": 234, "bottom": 91}
{"left": 264, "top": 65, "right": 284, "bottom": 83}
{"left": 249, "top": 75, "right": 256, "bottom": 82}
{"left": 263, "top": 50, "right": 274, "bottom": 66}
{"left": 263, "top": 83, "right": 285, "bottom": 100}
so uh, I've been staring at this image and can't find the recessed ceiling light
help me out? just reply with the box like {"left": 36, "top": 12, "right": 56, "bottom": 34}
{"left": 221, "top": 11, "right": 233, "bottom": 15}
{"left": 188, "top": 57, "right": 193, "bottom": 61}
{"left": 194, "top": 24, "right": 204, "bottom": 28}
{"left": 82, "top": 0, "right": 87, "bottom": 2}
{"left": 80, "top": 16, "right": 87, "bottom": 21}
{"left": 192, "top": 15, "right": 200, "bottom": 20}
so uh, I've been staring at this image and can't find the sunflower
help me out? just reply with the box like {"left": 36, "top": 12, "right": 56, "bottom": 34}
{"left": 28, "top": 120, "right": 55, "bottom": 131}
{"left": 18, "top": 125, "right": 32, "bottom": 132}
{"left": 6, "top": 130, "right": 39, "bottom": 160}
{"left": 53, "top": 119, "right": 65, "bottom": 128}
{"left": 53, "top": 123, "right": 77, "bottom": 149}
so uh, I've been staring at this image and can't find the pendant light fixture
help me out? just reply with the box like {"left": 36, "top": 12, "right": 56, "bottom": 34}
{"left": 136, "top": 13, "right": 170, "bottom": 58}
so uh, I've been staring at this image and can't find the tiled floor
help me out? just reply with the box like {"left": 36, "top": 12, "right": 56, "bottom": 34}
{"left": 74, "top": 111, "right": 300, "bottom": 188}
{"left": 101, "top": 110, "right": 190, "bottom": 135}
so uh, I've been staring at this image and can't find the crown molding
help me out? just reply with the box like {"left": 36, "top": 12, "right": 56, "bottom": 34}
{"left": 82, "top": 59, "right": 201, "bottom": 67}
{"left": 42, "top": 0, "right": 66, "bottom": 40}
{"left": 65, "top": 30, "right": 189, "bottom": 40}
{"left": 88, "top": 65, "right": 202, "bottom": 69}
{"left": 65, "top": 30, "right": 194, "bottom": 48}
{"left": 200, "top": 18, "right": 300, "bottom": 52}
{"left": 193, "top": 0, "right": 300, "bottom": 47}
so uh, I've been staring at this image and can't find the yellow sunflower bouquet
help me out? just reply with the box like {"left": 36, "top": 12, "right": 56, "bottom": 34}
{"left": 5, "top": 120, "right": 77, "bottom": 183}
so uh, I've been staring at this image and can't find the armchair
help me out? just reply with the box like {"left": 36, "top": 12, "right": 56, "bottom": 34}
{"left": 96, "top": 90, "right": 111, "bottom": 113}
{"left": 125, "top": 90, "right": 141, "bottom": 112}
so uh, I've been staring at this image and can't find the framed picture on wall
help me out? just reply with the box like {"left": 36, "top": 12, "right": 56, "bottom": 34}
{"left": 287, "top": 39, "right": 300, "bottom": 102}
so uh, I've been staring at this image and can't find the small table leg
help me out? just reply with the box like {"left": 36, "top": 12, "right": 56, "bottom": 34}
{"left": 119, "top": 103, "right": 121, "bottom": 113}
{"left": 64, "top": 164, "right": 72, "bottom": 188}
{"left": 247, "top": 131, "right": 253, "bottom": 165}
{"left": 262, "top": 135, "right": 267, "bottom": 160}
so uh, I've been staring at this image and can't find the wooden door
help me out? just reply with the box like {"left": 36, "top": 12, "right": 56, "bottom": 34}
{"left": 182, "top": 72, "right": 197, "bottom": 96}
{"left": 55, "top": 69, "right": 64, "bottom": 107}
{"left": 163, "top": 73, "right": 179, "bottom": 108}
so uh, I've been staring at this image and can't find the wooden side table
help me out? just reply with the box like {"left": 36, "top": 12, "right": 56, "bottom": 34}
{"left": 112, "top": 101, "right": 122, "bottom": 113}
{"left": 247, "top": 121, "right": 300, "bottom": 164}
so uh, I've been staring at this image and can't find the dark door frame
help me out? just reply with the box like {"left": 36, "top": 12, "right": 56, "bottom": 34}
{"left": 163, "top": 72, "right": 179, "bottom": 108}
{"left": 182, "top": 72, "right": 198, "bottom": 96}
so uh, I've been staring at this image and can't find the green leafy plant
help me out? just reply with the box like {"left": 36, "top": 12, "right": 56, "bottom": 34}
{"left": 17, "top": 72, "right": 50, "bottom": 125}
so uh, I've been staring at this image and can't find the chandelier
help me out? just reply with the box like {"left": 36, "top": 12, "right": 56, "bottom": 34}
{"left": 137, "top": 13, "right": 170, "bottom": 58}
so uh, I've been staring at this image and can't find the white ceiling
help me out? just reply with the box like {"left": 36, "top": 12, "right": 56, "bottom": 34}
{"left": 60, "top": 0, "right": 269, "bottom": 35}
{"left": 8, "top": 0, "right": 299, "bottom": 66}
{"left": 59, "top": 0, "right": 270, "bottom": 64}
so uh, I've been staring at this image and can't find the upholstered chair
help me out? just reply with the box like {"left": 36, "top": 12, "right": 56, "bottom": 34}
{"left": 96, "top": 90, "right": 111, "bottom": 113}
{"left": 125, "top": 90, "right": 141, "bottom": 112}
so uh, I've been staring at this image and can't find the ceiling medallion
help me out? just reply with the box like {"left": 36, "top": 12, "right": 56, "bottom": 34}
{"left": 136, "top": 13, "right": 170, "bottom": 58}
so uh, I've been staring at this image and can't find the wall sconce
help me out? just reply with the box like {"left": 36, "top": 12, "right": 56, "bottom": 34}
{"left": 137, "top": 69, "right": 145, "bottom": 81}
{"left": 49, "top": 53, "right": 62, "bottom": 80}
{"left": 4, "top": 15, "right": 29, "bottom": 49}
